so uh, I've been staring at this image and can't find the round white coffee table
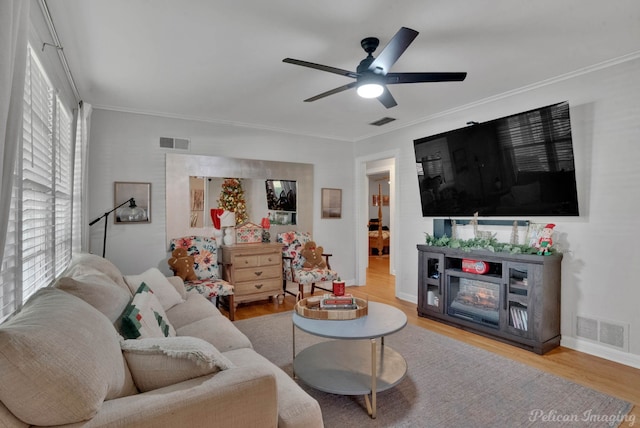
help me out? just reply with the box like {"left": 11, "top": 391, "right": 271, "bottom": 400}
{"left": 292, "top": 301, "right": 408, "bottom": 419}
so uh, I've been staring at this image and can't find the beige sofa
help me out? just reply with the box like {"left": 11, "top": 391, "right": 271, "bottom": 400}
{"left": 0, "top": 253, "right": 323, "bottom": 428}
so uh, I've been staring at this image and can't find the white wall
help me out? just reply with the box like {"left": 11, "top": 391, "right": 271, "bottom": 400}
{"left": 355, "top": 57, "right": 640, "bottom": 367}
{"left": 87, "top": 110, "right": 356, "bottom": 283}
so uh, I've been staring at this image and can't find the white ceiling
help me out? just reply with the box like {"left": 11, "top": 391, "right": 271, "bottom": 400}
{"left": 46, "top": 0, "right": 640, "bottom": 142}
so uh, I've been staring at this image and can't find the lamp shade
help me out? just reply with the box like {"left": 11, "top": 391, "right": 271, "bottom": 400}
{"left": 220, "top": 210, "right": 236, "bottom": 227}
{"left": 118, "top": 199, "right": 145, "bottom": 222}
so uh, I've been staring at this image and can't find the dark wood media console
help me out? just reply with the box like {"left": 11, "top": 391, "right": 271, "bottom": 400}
{"left": 417, "top": 245, "right": 562, "bottom": 354}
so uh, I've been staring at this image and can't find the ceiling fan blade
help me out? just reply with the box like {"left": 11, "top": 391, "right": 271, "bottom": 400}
{"left": 377, "top": 87, "right": 397, "bottom": 109}
{"left": 368, "top": 27, "right": 419, "bottom": 74}
{"left": 304, "top": 82, "right": 358, "bottom": 102}
{"left": 283, "top": 58, "right": 358, "bottom": 78}
{"left": 385, "top": 72, "right": 467, "bottom": 84}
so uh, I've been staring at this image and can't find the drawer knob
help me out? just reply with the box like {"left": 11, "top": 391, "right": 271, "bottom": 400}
{"left": 254, "top": 271, "right": 263, "bottom": 277}
{"left": 254, "top": 284, "right": 263, "bottom": 289}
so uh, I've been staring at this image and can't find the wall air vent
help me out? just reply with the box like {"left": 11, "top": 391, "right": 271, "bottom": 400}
{"left": 575, "top": 314, "right": 629, "bottom": 351}
{"left": 370, "top": 117, "right": 396, "bottom": 126}
{"left": 159, "top": 137, "right": 190, "bottom": 150}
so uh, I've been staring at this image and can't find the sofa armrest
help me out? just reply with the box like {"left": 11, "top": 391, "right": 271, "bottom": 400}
{"left": 64, "top": 364, "right": 278, "bottom": 428}
{"left": 166, "top": 276, "right": 187, "bottom": 300}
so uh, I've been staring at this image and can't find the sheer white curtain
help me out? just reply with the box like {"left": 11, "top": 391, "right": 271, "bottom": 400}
{"left": 0, "top": 0, "right": 30, "bottom": 263}
{"left": 72, "top": 101, "right": 92, "bottom": 252}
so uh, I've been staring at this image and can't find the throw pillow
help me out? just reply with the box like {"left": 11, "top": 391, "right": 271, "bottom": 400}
{"left": 120, "top": 336, "right": 235, "bottom": 392}
{"left": 125, "top": 267, "right": 184, "bottom": 310}
{"left": 64, "top": 252, "right": 131, "bottom": 292}
{"left": 55, "top": 269, "right": 132, "bottom": 324}
{"left": 120, "top": 283, "right": 176, "bottom": 339}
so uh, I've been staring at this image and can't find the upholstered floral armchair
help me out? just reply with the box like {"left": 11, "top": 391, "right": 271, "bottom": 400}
{"left": 276, "top": 231, "right": 339, "bottom": 300}
{"left": 168, "top": 236, "right": 236, "bottom": 320}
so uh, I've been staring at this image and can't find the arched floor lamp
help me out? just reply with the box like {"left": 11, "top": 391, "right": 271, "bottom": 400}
{"left": 89, "top": 198, "right": 145, "bottom": 257}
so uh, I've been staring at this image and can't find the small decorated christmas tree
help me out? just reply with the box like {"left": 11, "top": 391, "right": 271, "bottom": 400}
{"left": 218, "top": 178, "right": 248, "bottom": 225}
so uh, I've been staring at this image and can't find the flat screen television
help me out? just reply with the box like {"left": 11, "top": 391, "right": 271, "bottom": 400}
{"left": 414, "top": 101, "right": 579, "bottom": 217}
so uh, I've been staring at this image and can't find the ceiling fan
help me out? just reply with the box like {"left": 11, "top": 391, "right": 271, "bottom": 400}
{"left": 283, "top": 27, "right": 467, "bottom": 109}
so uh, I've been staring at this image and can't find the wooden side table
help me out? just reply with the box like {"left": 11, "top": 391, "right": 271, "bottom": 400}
{"left": 220, "top": 243, "right": 283, "bottom": 314}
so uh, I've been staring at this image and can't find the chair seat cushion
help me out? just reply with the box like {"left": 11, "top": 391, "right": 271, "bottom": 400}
{"left": 185, "top": 279, "right": 234, "bottom": 299}
{"left": 293, "top": 268, "right": 338, "bottom": 285}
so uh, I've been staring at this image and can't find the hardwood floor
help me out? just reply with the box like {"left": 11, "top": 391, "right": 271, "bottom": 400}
{"left": 232, "top": 256, "right": 639, "bottom": 426}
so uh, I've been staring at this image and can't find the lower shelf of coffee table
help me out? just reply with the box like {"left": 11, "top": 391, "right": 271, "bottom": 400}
{"left": 293, "top": 340, "right": 407, "bottom": 395}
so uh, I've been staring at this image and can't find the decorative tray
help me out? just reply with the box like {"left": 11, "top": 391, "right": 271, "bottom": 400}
{"left": 294, "top": 297, "right": 368, "bottom": 320}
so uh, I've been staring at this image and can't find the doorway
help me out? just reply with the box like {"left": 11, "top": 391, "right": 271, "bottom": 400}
{"left": 355, "top": 152, "right": 398, "bottom": 289}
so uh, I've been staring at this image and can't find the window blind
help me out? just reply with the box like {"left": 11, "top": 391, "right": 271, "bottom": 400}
{"left": 0, "top": 45, "right": 74, "bottom": 321}
{"left": 21, "top": 47, "right": 55, "bottom": 301}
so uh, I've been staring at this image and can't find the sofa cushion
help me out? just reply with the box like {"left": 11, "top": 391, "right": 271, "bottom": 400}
{"left": 125, "top": 267, "right": 184, "bottom": 310}
{"left": 64, "top": 252, "right": 131, "bottom": 294}
{"left": 121, "top": 336, "right": 235, "bottom": 392}
{"left": 167, "top": 275, "right": 188, "bottom": 300}
{"left": 0, "top": 288, "right": 132, "bottom": 426}
{"left": 121, "top": 283, "right": 176, "bottom": 339}
{"left": 176, "top": 316, "right": 252, "bottom": 352}
{"left": 55, "top": 269, "right": 131, "bottom": 324}
{"left": 166, "top": 292, "right": 225, "bottom": 330}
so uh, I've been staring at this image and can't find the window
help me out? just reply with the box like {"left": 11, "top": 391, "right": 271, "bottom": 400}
{"left": 0, "top": 45, "right": 74, "bottom": 321}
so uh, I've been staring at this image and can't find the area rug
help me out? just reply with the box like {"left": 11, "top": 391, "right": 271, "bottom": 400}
{"left": 234, "top": 312, "right": 633, "bottom": 428}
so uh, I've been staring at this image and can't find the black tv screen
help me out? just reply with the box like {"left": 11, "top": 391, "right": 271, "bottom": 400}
{"left": 414, "top": 101, "right": 579, "bottom": 217}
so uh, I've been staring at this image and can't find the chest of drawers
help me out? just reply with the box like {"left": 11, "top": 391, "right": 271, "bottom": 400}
{"left": 220, "top": 243, "right": 283, "bottom": 309}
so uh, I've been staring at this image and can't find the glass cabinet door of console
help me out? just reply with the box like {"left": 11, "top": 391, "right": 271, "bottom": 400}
{"left": 505, "top": 263, "right": 531, "bottom": 336}
{"left": 422, "top": 253, "right": 444, "bottom": 313}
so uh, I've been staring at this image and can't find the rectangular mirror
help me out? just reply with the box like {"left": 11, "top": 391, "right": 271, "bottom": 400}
{"left": 265, "top": 179, "right": 297, "bottom": 225}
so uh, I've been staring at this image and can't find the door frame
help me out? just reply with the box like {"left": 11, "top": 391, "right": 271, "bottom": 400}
{"left": 354, "top": 150, "right": 398, "bottom": 287}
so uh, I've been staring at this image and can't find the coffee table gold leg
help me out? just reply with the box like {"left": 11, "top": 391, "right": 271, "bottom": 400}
{"left": 364, "top": 338, "right": 377, "bottom": 419}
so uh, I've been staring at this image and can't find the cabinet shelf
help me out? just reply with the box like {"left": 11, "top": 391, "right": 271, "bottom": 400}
{"left": 418, "top": 245, "right": 562, "bottom": 354}
{"left": 445, "top": 268, "right": 502, "bottom": 283}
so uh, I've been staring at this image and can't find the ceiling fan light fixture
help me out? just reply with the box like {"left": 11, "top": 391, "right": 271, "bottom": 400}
{"left": 357, "top": 83, "right": 384, "bottom": 98}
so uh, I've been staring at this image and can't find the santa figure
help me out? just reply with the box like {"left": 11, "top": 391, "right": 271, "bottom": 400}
{"left": 535, "top": 223, "right": 555, "bottom": 255}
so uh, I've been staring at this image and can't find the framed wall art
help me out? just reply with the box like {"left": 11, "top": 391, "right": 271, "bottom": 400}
{"left": 114, "top": 181, "right": 151, "bottom": 223}
{"left": 321, "top": 188, "right": 342, "bottom": 219}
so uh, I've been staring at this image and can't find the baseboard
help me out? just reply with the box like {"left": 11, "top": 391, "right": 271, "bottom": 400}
{"left": 396, "top": 291, "right": 417, "bottom": 304}
{"left": 562, "top": 336, "right": 640, "bottom": 369}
